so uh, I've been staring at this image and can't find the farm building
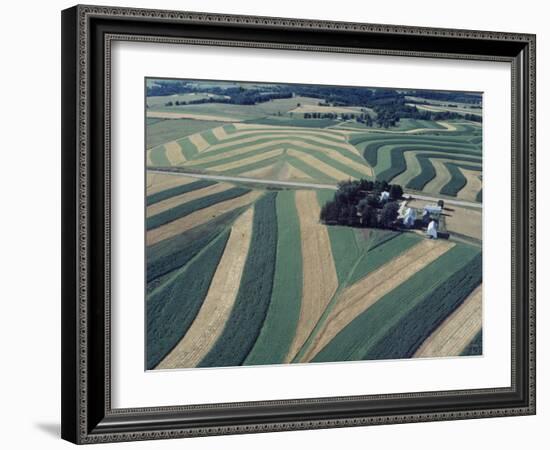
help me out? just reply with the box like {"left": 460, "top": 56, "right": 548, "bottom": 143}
{"left": 426, "top": 220, "right": 438, "bottom": 239}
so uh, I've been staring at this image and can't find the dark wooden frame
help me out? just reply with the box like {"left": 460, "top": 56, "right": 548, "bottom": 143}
{"left": 61, "top": 4, "right": 536, "bottom": 444}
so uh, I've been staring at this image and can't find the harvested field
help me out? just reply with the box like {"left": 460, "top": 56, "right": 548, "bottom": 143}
{"left": 146, "top": 172, "right": 195, "bottom": 195}
{"left": 156, "top": 207, "right": 255, "bottom": 369}
{"left": 188, "top": 132, "right": 210, "bottom": 152}
{"left": 146, "top": 191, "right": 263, "bottom": 246}
{"left": 423, "top": 158, "right": 453, "bottom": 194}
{"left": 285, "top": 190, "right": 338, "bottom": 363}
{"left": 456, "top": 167, "right": 483, "bottom": 202}
{"left": 414, "top": 285, "right": 482, "bottom": 357}
{"left": 146, "top": 229, "right": 230, "bottom": 369}
{"left": 313, "top": 244, "right": 481, "bottom": 362}
{"left": 300, "top": 240, "right": 454, "bottom": 362}
{"left": 245, "top": 191, "right": 303, "bottom": 365}
{"left": 146, "top": 182, "right": 233, "bottom": 218}
{"left": 146, "top": 179, "right": 215, "bottom": 206}
{"left": 163, "top": 141, "right": 185, "bottom": 165}
{"left": 146, "top": 111, "right": 244, "bottom": 122}
{"left": 445, "top": 205, "right": 482, "bottom": 241}
{"left": 287, "top": 149, "right": 352, "bottom": 181}
{"left": 208, "top": 148, "right": 285, "bottom": 172}
{"left": 200, "top": 193, "right": 278, "bottom": 367}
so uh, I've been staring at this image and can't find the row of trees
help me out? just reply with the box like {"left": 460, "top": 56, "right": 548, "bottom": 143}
{"left": 320, "top": 180, "right": 403, "bottom": 229}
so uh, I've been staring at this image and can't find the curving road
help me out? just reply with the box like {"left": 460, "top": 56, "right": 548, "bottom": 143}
{"left": 148, "top": 168, "right": 482, "bottom": 209}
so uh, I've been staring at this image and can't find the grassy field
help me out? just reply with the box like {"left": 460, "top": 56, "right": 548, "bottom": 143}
{"left": 145, "top": 91, "right": 483, "bottom": 369}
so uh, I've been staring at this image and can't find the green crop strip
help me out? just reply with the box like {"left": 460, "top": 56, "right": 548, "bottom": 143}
{"left": 313, "top": 244, "right": 481, "bottom": 363}
{"left": 347, "top": 232, "right": 422, "bottom": 286}
{"left": 245, "top": 191, "right": 303, "bottom": 365}
{"left": 440, "top": 163, "right": 482, "bottom": 197}
{"left": 146, "top": 187, "right": 251, "bottom": 230}
{"left": 199, "top": 192, "right": 278, "bottom": 367}
{"left": 175, "top": 137, "right": 200, "bottom": 160}
{"left": 146, "top": 207, "right": 245, "bottom": 285}
{"left": 146, "top": 230, "right": 230, "bottom": 369}
{"left": 146, "top": 179, "right": 216, "bottom": 205}
{"left": 461, "top": 329, "right": 483, "bottom": 356}
{"left": 148, "top": 145, "right": 171, "bottom": 167}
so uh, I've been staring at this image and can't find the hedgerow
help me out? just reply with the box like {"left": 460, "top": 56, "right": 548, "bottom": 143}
{"left": 199, "top": 192, "right": 278, "bottom": 367}
{"left": 313, "top": 244, "right": 481, "bottom": 363}
{"left": 146, "top": 230, "right": 230, "bottom": 369}
{"left": 147, "top": 187, "right": 251, "bottom": 230}
{"left": 146, "top": 179, "right": 215, "bottom": 205}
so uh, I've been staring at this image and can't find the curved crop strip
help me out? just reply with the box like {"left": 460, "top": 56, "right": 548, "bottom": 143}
{"left": 175, "top": 136, "right": 200, "bottom": 160}
{"left": 285, "top": 155, "right": 339, "bottom": 182}
{"left": 245, "top": 191, "right": 303, "bottom": 365}
{"left": 146, "top": 229, "right": 230, "bottom": 369}
{"left": 199, "top": 192, "right": 278, "bottom": 367}
{"left": 146, "top": 179, "right": 216, "bottom": 206}
{"left": 363, "top": 252, "right": 482, "bottom": 360}
{"left": 243, "top": 117, "right": 338, "bottom": 128}
{"left": 222, "top": 154, "right": 283, "bottom": 177}
{"left": 232, "top": 123, "right": 347, "bottom": 141}
{"left": 405, "top": 154, "right": 481, "bottom": 191}
{"left": 469, "top": 136, "right": 483, "bottom": 145}
{"left": 146, "top": 206, "right": 245, "bottom": 285}
{"left": 440, "top": 163, "right": 482, "bottom": 197}
{"left": 192, "top": 134, "right": 363, "bottom": 165}
{"left": 370, "top": 139, "right": 481, "bottom": 167}
{"left": 313, "top": 244, "right": 481, "bottom": 363}
{"left": 207, "top": 127, "right": 346, "bottom": 147}
{"left": 348, "top": 232, "right": 422, "bottom": 286}
{"left": 147, "top": 187, "right": 251, "bottom": 230}
{"left": 148, "top": 145, "right": 171, "bottom": 167}
{"left": 378, "top": 152, "right": 481, "bottom": 188}
{"left": 461, "top": 329, "right": 483, "bottom": 356}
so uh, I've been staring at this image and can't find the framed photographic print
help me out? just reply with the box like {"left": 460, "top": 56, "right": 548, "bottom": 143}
{"left": 61, "top": 5, "right": 536, "bottom": 444}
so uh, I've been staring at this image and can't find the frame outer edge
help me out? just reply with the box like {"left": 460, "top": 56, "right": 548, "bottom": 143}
{"left": 65, "top": 4, "right": 537, "bottom": 444}
{"left": 61, "top": 5, "right": 80, "bottom": 445}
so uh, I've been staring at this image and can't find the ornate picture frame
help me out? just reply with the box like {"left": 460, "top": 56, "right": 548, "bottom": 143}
{"left": 61, "top": 5, "right": 536, "bottom": 444}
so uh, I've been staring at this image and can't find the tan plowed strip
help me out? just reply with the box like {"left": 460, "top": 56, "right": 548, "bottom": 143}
{"left": 285, "top": 162, "right": 314, "bottom": 181}
{"left": 146, "top": 150, "right": 154, "bottom": 167}
{"left": 203, "top": 132, "right": 355, "bottom": 154}
{"left": 146, "top": 111, "right": 243, "bottom": 122}
{"left": 436, "top": 121, "right": 458, "bottom": 131}
{"left": 232, "top": 122, "right": 346, "bottom": 141}
{"left": 208, "top": 148, "right": 284, "bottom": 172}
{"left": 164, "top": 141, "right": 185, "bottom": 165}
{"left": 294, "top": 141, "right": 371, "bottom": 175}
{"left": 300, "top": 239, "right": 455, "bottom": 362}
{"left": 414, "top": 284, "right": 482, "bottom": 358}
{"left": 285, "top": 190, "right": 338, "bottom": 363}
{"left": 423, "top": 159, "right": 453, "bottom": 194}
{"left": 146, "top": 183, "right": 233, "bottom": 218}
{"left": 240, "top": 163, "right": 278, "bottom": 179}
{"left": 156, "top": 208, "right": 255, "bottom": 369}
{"left": 188, "top": 133, "right": 210, "bottom": 152}
{"left": 457, "top": 168, "right": 482, "bottom": 202}
{"left": 211, "top": 126, "right": 229, "bottom": 140}
{"left": 186, "top": 140, "right": 281, "bottom": 166}
{"left": 287, "top": 149, "right": 352, "bottom": 181}
{"left": 146, "top": 191, "right": 262, "bottom": 246}
{"left": 146, "top": 172, "right": 195, "bottom": 194}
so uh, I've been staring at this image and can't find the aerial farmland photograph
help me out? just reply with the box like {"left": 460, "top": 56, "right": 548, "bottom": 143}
{"left": 145, "top": 78, "right": 483, "bottom": 370}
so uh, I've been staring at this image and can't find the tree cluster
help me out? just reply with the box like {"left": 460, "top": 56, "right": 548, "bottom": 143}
{"left": 320, "top": 179, "right": 403, "bottom": 229}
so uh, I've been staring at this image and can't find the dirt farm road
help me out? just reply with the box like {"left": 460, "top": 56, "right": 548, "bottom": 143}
{"left": 148, "top": 169, "right": 483, "bottom": 209}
